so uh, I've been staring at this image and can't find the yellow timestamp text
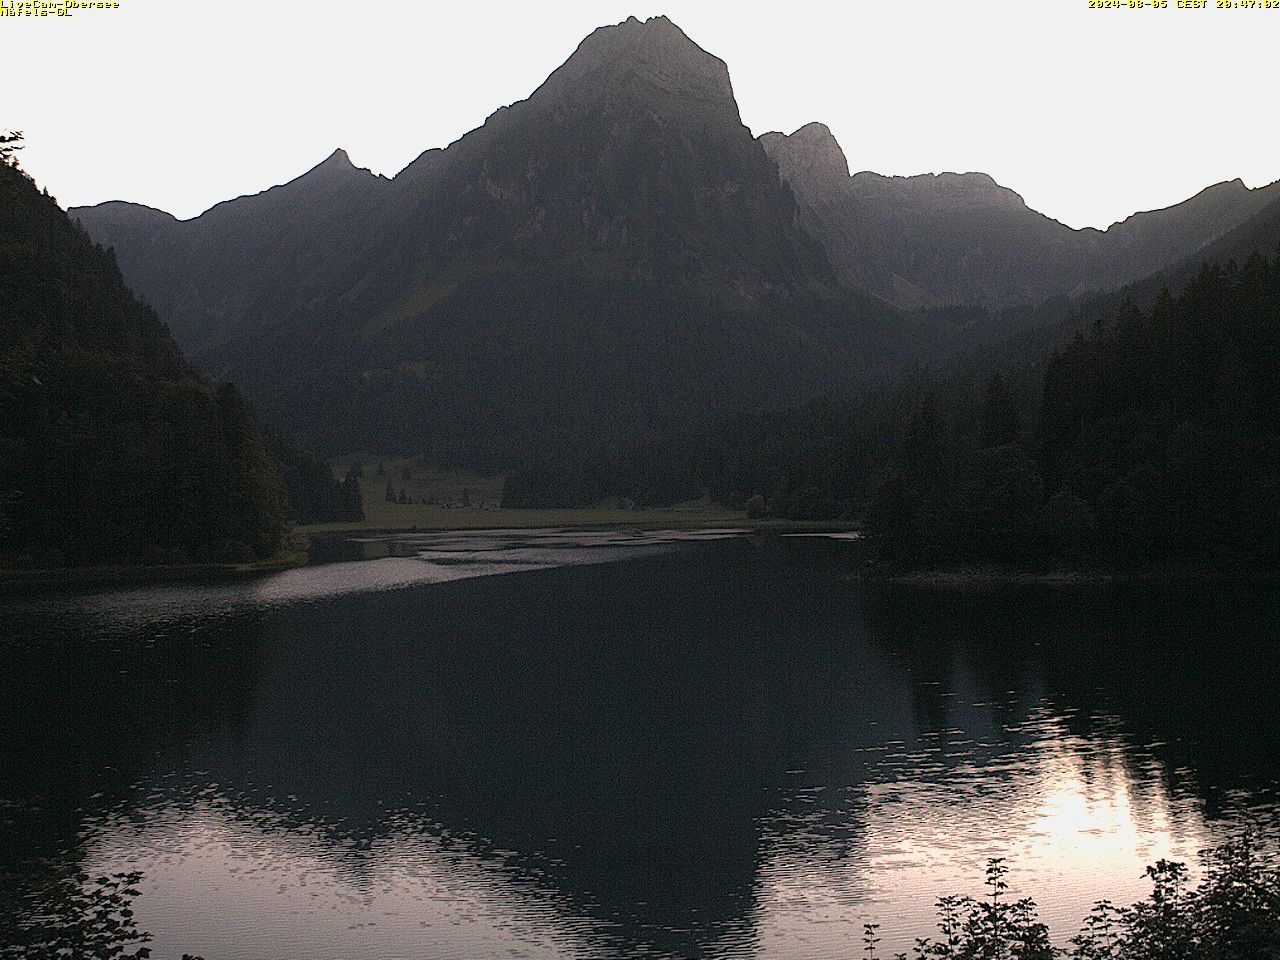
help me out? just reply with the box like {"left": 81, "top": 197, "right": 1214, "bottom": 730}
{"left": 0, "top": 0, "right": 120, "bottom": 16}
{"left": 1088, "top": 0, "right": 1280, "bottom": 8}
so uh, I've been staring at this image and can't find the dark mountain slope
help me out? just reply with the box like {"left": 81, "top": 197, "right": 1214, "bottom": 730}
{"left": 339, "top": 17, "right": 834, "bottom": 320}
{"left": 507, "top": 187, "right": 1280, "bottom": 531}
{"left": 1107, "top": 192, "right": 1280, "bottom": 311}
{"left": 71, "top": 200, "right": 175, "bottom": 281}
{"left": 760, "top": 122, "right": 1280, "bottom": 311}
{"left": 76, "top": 149, "right": 389, "bottom": 354}
{"left": 955, "top": 191, "right": 1280, "bottom": 377}
{"left": 76, "top": 17, "right": 916, "bottom": 467}
{"left": 0, "top": 158, "right": 288, "bottom": 567}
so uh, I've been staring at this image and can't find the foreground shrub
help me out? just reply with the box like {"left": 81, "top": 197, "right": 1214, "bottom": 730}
{"left": 879, "top": 833, "right": 1280, "bottom": 960}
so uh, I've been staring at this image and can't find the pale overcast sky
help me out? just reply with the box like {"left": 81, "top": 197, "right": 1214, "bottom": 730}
{"left": 7, "top": 0, "right": 1277, "bottom": 228}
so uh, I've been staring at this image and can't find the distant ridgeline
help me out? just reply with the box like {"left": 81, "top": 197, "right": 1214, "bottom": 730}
{"left": 760, "top": 120, "right": 1280, "bottom": 311}
{"left": 508, "top": 246, "right": 1280, "bottom": 570}
{"left": 0, "top": 157, "right": 360, "bottom": 569}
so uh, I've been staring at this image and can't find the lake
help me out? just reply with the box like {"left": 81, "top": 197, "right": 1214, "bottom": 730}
{"left": 3, "top": 530, "right": 1278, "bottom": 958}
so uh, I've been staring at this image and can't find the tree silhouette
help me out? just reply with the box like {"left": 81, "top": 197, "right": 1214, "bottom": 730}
{"left": 0, "top": 130, "right": 22, "bottom": 166}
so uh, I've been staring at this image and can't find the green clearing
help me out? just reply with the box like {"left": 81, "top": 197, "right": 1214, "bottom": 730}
{"left": 306, "top": 457, "right": 747, "bottom": 534}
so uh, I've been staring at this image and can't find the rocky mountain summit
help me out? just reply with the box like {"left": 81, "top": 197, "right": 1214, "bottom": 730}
{"left": 74, "top": 16, "right": 903, "bottom": 466}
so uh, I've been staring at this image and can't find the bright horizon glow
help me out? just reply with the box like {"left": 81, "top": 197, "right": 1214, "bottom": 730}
{"left": 6, "top": 0, "right": 1278, "bottom": 229}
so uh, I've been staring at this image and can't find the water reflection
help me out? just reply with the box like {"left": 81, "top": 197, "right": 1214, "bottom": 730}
{"left": 86, "top": 796, "right": 616, "bottom": 960}
{"left": 3, "top": 534, "right": 1277, "bottom": 958}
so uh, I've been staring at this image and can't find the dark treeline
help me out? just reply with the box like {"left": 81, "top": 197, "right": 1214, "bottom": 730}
{"left": 498, "top": 360, "right": 1032, "bottom": 523}
{"left": 500, "top": 359, "right": 1042, "bottom": 524}
{"left": 503, "top": 394, "right": 896, "bottom": 518}
{"left": 263, "top": 426, "right": 363, "bottom": 526}
{"left": 0, "top": 149, "right": 353, "bottom": 568}
{"left": 1037, "top": 256, "right": 1280, "bottom": 566}
{"left": 869, "top": 253, "right": 1280, "bottom": 568}
{"left": 507, "top": 249, "right": 1280, "bottom": 571}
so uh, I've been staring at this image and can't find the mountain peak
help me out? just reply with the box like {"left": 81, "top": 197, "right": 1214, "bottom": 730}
{"left": 759, "top": 123, "right": 851, "bottom": 198}
{"left": 531, "top": 15, "right": 734, "bottom": 108}
{"left": 282, "top": 147, "right": 382, "bottom": 192}
{"left": 307, "top": 147, "right": 360, "bottom": 177}
{"left": 602, "top": 14, "right": 697, "bottom": 44}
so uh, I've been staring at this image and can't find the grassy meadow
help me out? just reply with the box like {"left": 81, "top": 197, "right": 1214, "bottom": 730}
{"left": 299, "top": 456, "right": 746, "bottom": 534}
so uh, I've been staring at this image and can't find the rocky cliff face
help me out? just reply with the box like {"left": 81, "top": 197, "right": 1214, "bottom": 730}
{"left": 531, "top": 15, "right": 736, "bottom": 108}
{"left": 758, "top": 122, "right": 849, "bottom": 198}
{"left": 359, "top": 15, "right": 833, "bottom": 307}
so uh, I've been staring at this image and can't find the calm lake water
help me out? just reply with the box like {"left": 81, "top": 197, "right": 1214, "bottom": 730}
{"left": 3, "top": 530, "right": 1278, "bottom": 959}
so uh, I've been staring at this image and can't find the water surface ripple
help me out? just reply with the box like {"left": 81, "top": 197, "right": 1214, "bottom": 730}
{"left": 3, "top": 531, "right": 1277, "bottom": 958}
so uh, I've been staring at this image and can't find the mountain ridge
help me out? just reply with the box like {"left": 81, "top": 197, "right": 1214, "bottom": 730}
{"left": 760, "top": 122, "right": 1280, "bottom": 309}
{"left": 74, "top": 15, "right": 909, "bottom": 467}
{"left": 68, "top": 15, "right": 1280, "bottom": 468}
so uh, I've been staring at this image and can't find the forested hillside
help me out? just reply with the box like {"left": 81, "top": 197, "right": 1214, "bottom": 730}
{"left": 0, "top": 151, "right": 291, "bottom": 568}
{"left": 864, "top": 254, "right": 1280, "bottom": 568}
{"left": 509, "top": 246, "right": 1280, "bottom": 571}
{"left": 1032, "top": 255, "right": 1280, "bottom": 565}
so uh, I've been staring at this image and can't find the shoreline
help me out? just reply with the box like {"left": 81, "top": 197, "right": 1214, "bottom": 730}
{"left": 293, "top": 512, "right": 862, "bottom": 536}
{"left": 11, "top": 537, "right": 1275, "bottom": 595}
{"left": 0, "top": 548, "right": 308, "bottom": 593}
{"left": 0, "top": 517, "right": 863, "bottom": 592}
{"left": 859, "top": 563, "right": 1280, "bottom": 588}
